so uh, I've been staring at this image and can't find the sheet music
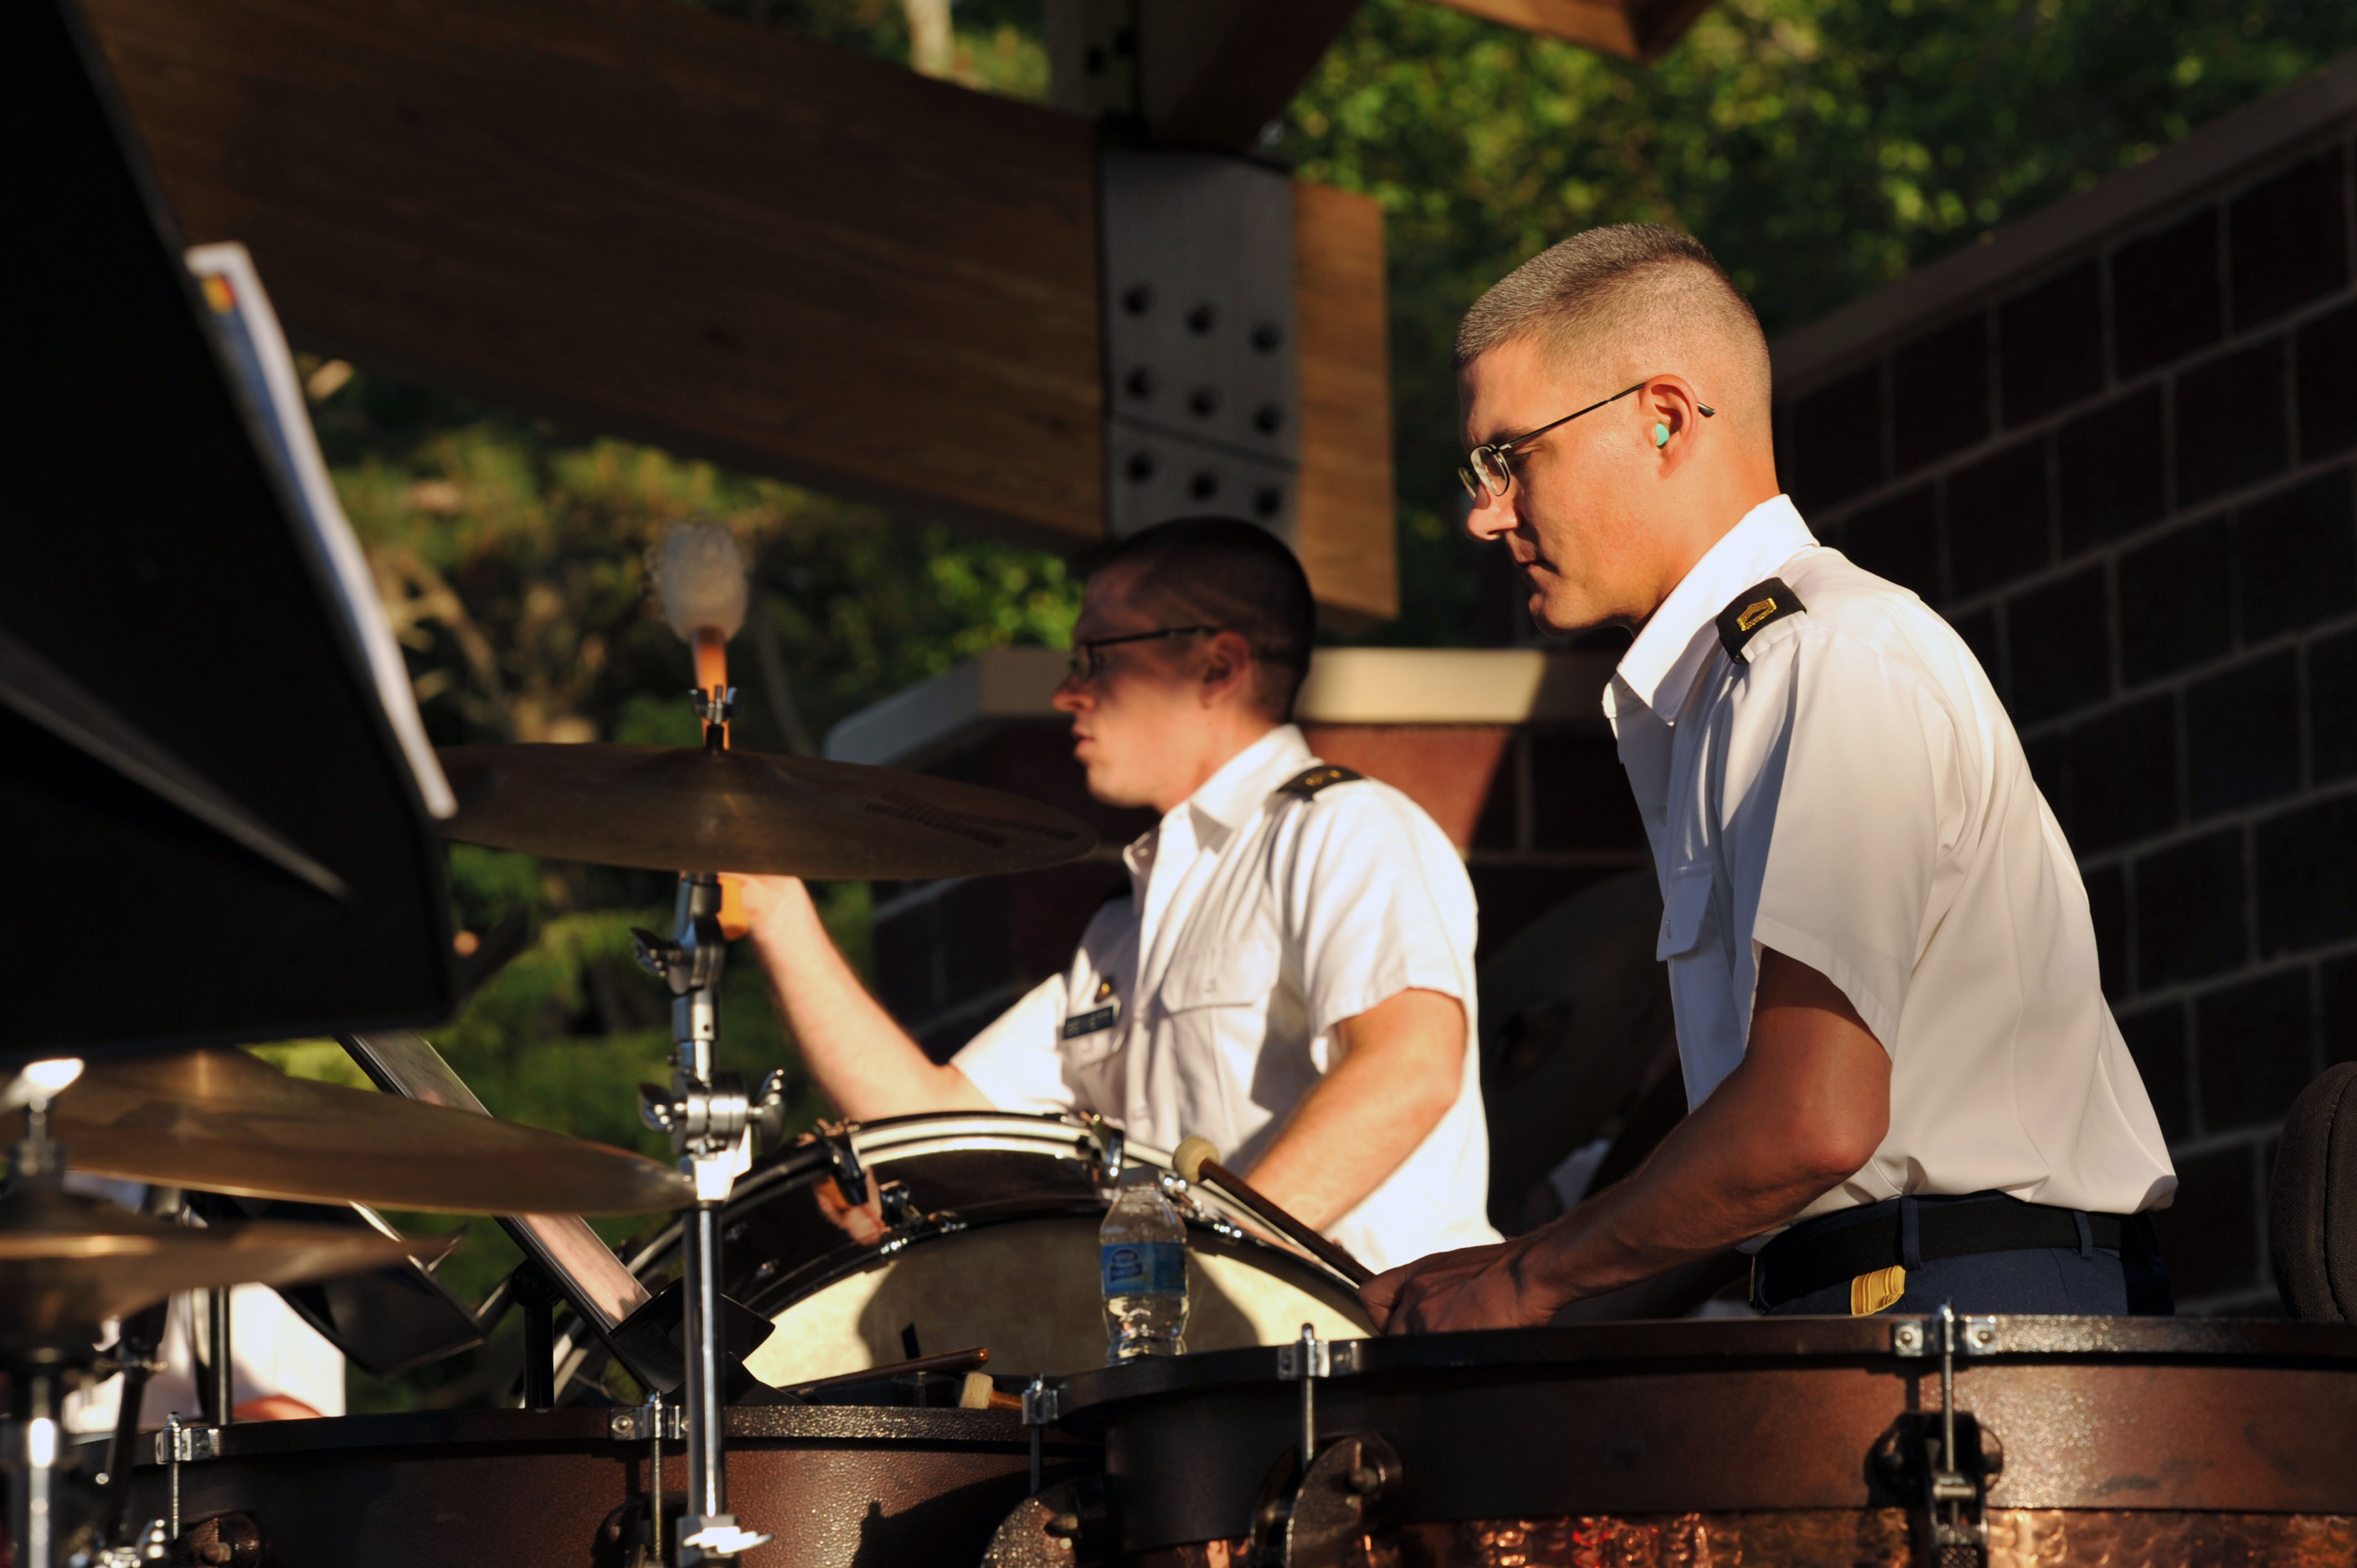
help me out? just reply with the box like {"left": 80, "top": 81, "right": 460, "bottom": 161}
{"left": 184, "top": 243, "right": 455, "bottom": 819}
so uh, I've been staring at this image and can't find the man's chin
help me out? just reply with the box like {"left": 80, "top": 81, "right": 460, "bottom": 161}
{"left": 1527, "top": 587, "right": 1595, "bottom": 637}
{"left": 1080, "top": 766, "right": 1155, "bottom": 812}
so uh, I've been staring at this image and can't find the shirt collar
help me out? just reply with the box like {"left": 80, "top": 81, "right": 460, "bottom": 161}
{"left": 1613, "top": 494, "right": 1816, "bottom": 720}
{"left": 1182, "top": 723, "right": 1314, "bottom": 833}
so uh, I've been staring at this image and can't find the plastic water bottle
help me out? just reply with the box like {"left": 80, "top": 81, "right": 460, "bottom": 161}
{"left": 1100, "top": 1167, "right": 1188, "bottom": 1361}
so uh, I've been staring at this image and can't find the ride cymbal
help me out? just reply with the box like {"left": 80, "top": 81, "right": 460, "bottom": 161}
{"left": 0, "top": 1184, "right": 448, "bottom": 1347}
{"left": 435, "top": 744, "right": 1098, "bottom": 879}
{"left": 50, "top": 1049, "right": 692, "bottom": 1216}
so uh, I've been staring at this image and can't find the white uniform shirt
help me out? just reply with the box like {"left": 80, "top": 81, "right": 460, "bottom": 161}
{"left": 953, "top": 724, "right": 1500, "bottom": 1271}
{"left": 1604, "top": 495, "right": 2176, "bottom": 1225}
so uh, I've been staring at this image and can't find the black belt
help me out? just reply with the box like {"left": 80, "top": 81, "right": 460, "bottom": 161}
{"left": 1752, "top": 1195, "right": 2137, "bottom": 1309}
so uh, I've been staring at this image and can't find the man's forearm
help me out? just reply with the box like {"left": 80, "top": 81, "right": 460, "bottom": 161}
{"left": 1243, "top": 989, "right": 1465, "bottom": 1233}
{"left": 743, "top": 878, "right": 989, "bottom": 1121}
{"left": 1363, "top": 950, "right": 1890, "bottom": 1334}
{"left": 1504, "top": 1072, "right": 1869, "bottom": 1311}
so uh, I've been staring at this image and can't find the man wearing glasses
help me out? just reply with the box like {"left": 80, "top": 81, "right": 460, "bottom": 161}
{"left": 1365, "top": 224, "right": 2174, "bottom": 1330}
{"left": 732, "top": 518, "right": 1499, "bottom": 1273}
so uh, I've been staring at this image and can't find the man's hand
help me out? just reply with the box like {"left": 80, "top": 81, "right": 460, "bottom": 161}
{"left": 1357, "top": 948, "right": 1888, "bottom": 1333}
{"left": 1362, "top": 1236, "right": 1559, "bottom": 1334}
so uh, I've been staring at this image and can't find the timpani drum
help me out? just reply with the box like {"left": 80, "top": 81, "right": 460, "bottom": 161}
{"left": 117, "top": 1404, "right": 1097, "bottom": 1568}
{"left": 115, "top": 1114, "right": 1367, "bottom": 1568}
{"left": 1026, "top": 1316, "right": 2357, "bottom": 1567}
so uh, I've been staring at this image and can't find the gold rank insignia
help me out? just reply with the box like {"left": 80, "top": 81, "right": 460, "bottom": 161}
{"left": 1714, "top": 575, "right": 1807, "bottom": 664}
{"left": 1278, "top": 764, "right": 1364, "bottom": 798}
{"left": 1850, "top": 1263, "right": 1907, "bottom": 1316}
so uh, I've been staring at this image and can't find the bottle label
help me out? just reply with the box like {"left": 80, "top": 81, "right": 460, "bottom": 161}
{"left": 1100, "top": 1241, "right": 1187, "bottom": 1295}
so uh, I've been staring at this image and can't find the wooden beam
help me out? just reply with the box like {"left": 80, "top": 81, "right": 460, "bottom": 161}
{"left": 84, "top": 0, "right": 1398, "bottom": 619}
{"left": 1139, "top": 0, "right": 1367, "bottom": 151}
{"left": 1294, "top": 182, "right": 1397, "bottom": 628}
{"left": 1046, "top": 0, "right": 1366, "bottom": 152}
{"left": 85, "top": 0, "right": 1106, "bottom": 549}
{"left": 1431, "top": 0, "right": 1716, "bottom": 61}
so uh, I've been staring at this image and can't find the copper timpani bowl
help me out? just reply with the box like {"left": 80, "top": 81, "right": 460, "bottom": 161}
{"left": 1042, "top": 1316, "right": 2357, "bottom": 1567}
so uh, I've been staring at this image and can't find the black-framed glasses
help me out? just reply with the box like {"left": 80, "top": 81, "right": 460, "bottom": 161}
{"left": 1064, "top": 625, "right": 1222, "bottom": 682}
{"left": 1458, "top": 378, "right": 1716, "bottom": 498}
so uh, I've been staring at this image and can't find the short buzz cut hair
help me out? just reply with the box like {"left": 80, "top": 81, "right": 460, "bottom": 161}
{"left": 1454, "top": 224, "right": 1773, "bottom": 438}
{"left": 1089, "top": 517, "right": 1316, "bottom": 721}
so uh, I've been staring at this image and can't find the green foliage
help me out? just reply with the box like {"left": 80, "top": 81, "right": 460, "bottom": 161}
{"left": 1285, "top": 0, "right": 2357, "bottom": 644}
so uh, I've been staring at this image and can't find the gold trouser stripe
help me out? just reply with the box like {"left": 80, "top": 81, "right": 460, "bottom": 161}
{"left": 1850, "top": 1263, "right": 1907, "bottom": 1315}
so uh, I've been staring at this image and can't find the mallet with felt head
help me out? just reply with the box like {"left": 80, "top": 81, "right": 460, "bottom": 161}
{"left": 1171, "top": 1136, "right": 1373, "bottom": 1287}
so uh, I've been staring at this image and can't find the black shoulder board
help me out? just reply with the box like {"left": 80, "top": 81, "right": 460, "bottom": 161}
{"left": 1715, "top": 576, "right": 1807, "bottom": 664}
{"left": 1277, "top": 764, "right": 1363, "bottom": 798}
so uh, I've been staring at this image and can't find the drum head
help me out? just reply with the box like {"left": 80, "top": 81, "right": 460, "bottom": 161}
{"left": 744, "top": 1214, "right": 1368, "bottom": 1386}
{"left": 634, "top": 1112, "right": 1373, "bottom": 1385}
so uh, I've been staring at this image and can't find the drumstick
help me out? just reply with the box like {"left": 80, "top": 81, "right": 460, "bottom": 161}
{"left": 1172, "top": 1136, "right": 1374, "bottom": 1287}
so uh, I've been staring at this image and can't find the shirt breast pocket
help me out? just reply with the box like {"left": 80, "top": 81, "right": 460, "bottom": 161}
{"left": 1655, "top": 865, "right": 1718, "bottom": 962}
{"left": 1159, "top": 942, "right": 1280, "bottom": 1019}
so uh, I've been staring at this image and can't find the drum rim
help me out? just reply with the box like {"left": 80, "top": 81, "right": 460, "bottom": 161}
{"left": 1051, "top": 1315, "right": 2357, "bottom": 1422}
{"left": 116, "top": 1403, "right": 1093, "bottom": 1465}
{"left": 617, "top": 1111, "right": 1361, "bottom": 1302}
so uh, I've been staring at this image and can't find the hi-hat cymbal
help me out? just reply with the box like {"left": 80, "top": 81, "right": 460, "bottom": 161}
{"left": 50, "top": 1049, "right": 692, "bottom": 1216}
{"left": 435, "top": 743, "right": 1098, "bottom": 879}
{"left": 0, "top": 1183, "right": 449, "bottom": 1348}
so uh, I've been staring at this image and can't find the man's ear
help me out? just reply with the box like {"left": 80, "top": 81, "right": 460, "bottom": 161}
{"left": 1640, "top": 376, "right": 1707, "bottom": 471}
{"left": 1199, "top": 630, "right": 1254, "bottom": 708}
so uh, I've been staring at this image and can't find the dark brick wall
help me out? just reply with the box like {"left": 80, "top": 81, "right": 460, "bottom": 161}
{"left": 1779, "top": 133, "right": 2357, "bottom": 1313}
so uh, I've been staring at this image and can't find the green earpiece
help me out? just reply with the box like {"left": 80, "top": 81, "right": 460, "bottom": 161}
{"left": 1653, "top": 422, "right": 1671, "bottom": 448}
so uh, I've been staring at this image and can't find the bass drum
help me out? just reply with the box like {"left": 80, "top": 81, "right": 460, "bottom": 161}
{"left": 621, "top": 1112, "right": 1372, "bottom": 1388}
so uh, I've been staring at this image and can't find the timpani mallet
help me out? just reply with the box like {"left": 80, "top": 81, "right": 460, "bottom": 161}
{"left": 1172, "top": 1136, "right": 1375, "bottom": 1287}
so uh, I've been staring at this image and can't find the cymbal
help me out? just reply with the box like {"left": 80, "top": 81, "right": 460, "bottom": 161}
{"left": 0, "top": 1183, "right": 448, "bottom": 1347}
{"left": 436, "top": 743, "right": 1098, "bottom": 879}
{"left": 50, "top": 1048, "right": 693, "bottom": 1216}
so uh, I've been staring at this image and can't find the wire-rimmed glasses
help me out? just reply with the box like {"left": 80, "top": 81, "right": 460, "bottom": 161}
{"left": 1064, "top": 625, "right": 1222, "bottom": 682}
{"left": 1459, "top": 379, "right": 1716, "bottom": 498}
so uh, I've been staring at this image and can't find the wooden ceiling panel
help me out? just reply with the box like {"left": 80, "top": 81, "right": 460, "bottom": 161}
{"left": 85, "top": 0, "right": 1108, "bottom": 546}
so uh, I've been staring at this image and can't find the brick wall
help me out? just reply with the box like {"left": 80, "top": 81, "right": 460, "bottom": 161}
{"left": 1776, "top": 121, "right": 2357, "bottom": 1313}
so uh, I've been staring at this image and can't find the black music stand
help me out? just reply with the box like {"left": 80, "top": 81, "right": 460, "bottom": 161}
{"left": 0, "top": 0, "right": 456, "bottom": 1062}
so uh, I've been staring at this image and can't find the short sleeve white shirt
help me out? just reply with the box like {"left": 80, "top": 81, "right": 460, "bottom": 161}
{"left": 952, "top": 724, "right": 1500, "bottom": 1272}
{"left": 1604, "top": 496, "right": 2176, "bottom": 1226}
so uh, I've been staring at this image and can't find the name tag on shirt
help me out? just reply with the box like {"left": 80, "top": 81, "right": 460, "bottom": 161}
{"left": 1062, "top": 1002, "right": 1119, "bottom": 1039}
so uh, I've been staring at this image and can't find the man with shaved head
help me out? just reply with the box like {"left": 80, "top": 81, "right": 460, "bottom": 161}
{"left": 1366, "top": 225, "right": 2176, "bottom": 1329}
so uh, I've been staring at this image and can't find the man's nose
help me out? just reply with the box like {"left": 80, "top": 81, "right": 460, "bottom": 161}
{"left": 1051, "top": 675, "right": 1089, "bottom": 714}
{"left": 1462, "top": 485, "right": 1518, "bottom": 543}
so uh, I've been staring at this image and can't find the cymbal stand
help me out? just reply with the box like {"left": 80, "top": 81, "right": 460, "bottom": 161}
{"left": 98, "top": 1298, "right": 169, "bottom": 1541}
{"left": 635, "top": 865, "right": 769, "bottom": 1567}
{"left": 3, "top": 1061, "right": 86, "bottom": 1568}
{"left": 200, "top": 1286, "right": 233, "bottom": 1426}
